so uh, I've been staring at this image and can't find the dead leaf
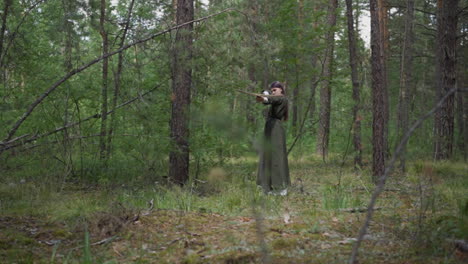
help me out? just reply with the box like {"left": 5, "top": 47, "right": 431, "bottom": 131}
{"left": 338, "top": 238, "right": 357, "bottom": 244}
{"left": 320, "top": 243, "right": 331, "bottom": 249}
{"left": 239, "top": 217, "right": 253, "bottom": 222}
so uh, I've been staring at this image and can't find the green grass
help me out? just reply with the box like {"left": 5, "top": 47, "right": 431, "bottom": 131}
{"left": 0, "top": 156, "right": 467, "bottom": 263}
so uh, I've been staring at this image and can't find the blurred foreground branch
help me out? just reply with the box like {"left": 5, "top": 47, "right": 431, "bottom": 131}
{"left": 349, "top": 88, "right": 465, "bottom": 263}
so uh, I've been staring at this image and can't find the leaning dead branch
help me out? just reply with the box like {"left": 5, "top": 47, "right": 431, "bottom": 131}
{"left": 66, "top": 236, "right": 118, "bottom": 252}
{"left": 1, "top": 8, "right": 237, "bottom": 150}
{"left": 1, "top": 83, "right": 163, "bottom": 152}
{"left": 349, "top": 88, "right": 462, "bottom": 264}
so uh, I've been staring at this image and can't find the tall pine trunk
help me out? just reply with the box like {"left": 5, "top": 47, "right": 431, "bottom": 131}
{"left": 107, "top": 0, "right": 136, "bottom": 156}
{"left": 378, "top": 0, "right": 389, "bottom": 158}
{"left": 396, "top": 0, "right": 414, "bottom": 172}
{"left": 62, "top": 0, "right": 74, "bottom": 173}
{"left": 169, "top": 0, "right": 194, "bottom": 185}
{"left": 433, "top": 0, "right": 459, "bottom": 160}
{"left": 309, "top": 4, "right": 320, "bottom": 136}
{"left": 0, "top": 0, "right": 11, "bottom": 67}
{"left": 292, "top": 0, "right": 304, "bottom": 137}
{"left": 245, "top": 1, "right": 260, "bottom": 126}
{"left": 316, "top": 0, "right": 338, "bottom": 158}
{"left": 456, "top": 25, "right": 467, "bottom": 160}
{"left": 371, "top": 0, "right": 386, "bottom": 182}
{"left": 345, "top": 0, "right": 362, "bottom": 169}
{"left": 99, "top": 0, "right": 109, "bottom": 161}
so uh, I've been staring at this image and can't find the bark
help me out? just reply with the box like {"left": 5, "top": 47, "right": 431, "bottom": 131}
{"left": 464, "top": 90, "right": 468, "bottom": 161}
{"left": 107, "top": 0, "right": 136, "bottom": 156}
{"left": 244, "top": 1, "right": 259, "bottom": 126}
{"left": 292, "top": 0, "right": 304, "bottom": 137}
{"left": 62, "top": 0, "right": 74, "bottom": 172}
{"left": 99, "top": 0, "right": 109, "bottom": 161}
{"left": 457, "top": 34, "right": 467, "bottom": 160}
{"left": 371, "top": 0, "right": 386, "bottom": 182}
{"left": 396, "top": 0, "right": 415, "bottom": 172}
{"left": 378, "top": 0, "right": 390, "bottom": 158}
{"left": 456, "top": 91, "right": 465, "bottom": 159}
{"left": 345, "top": 0, "right": 362, "bottom": 168}
{"left": 169, "top": 0, "right": 194, "bottom": 185}
{"left": 246, "top": 64, "right": 256, "bottom": 125}
{"left": 0, "top": 0, "right": 12, "bottom": 64}
{"left": 309, "top": 4, "right": 320, "bottom": 135}
{"left": 433, "top": 0, "right": 459, "bottom": 160}
{"left": 292, "top": 70, "right": 299, "bottom": 137}
{"left": 316, "top": 0, "right": 338, "bottom": 158}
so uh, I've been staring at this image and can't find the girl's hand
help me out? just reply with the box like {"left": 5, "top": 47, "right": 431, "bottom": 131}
{"left": 256, "top": 96, "right": 265, "bottom": 102}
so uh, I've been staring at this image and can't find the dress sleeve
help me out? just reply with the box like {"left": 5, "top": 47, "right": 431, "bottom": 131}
{"left": 263, "top": 96, "right": 286, "bottom": 105}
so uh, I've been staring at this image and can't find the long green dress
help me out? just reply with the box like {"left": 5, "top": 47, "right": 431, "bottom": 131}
{"left": 257, "top": 95, "right": 290, "bottom": 193}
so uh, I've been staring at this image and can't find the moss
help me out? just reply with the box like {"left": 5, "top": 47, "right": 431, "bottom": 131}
{"left": 182, "top": 252, "right": 202, "bottom": 264}
{"left": 1, "top": 248, "right": 35, "bottom": 263}
{"left": 216, "top": 252, "right": 257, "bottom": 264}
{"left": 271, "top": 238, "right": 299, "bottom": 250}
{"left": 52, "top": 228, "right": 73, "bottom": 239}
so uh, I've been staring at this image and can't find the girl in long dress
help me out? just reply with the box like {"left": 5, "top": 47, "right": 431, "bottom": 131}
{"left": 256, "top": 81, "right": 290, "bottom": 195}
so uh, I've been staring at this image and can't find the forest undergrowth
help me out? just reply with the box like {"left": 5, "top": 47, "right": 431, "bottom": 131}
{"left": 1, "top": 156, "right": 467, "bottom": 263}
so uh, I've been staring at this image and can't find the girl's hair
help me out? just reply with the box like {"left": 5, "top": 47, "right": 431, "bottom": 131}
{"left": 270, "top": 81, "right": 286, "bottom": 95}
{"left": 269, "top": 81, "right": 288, "bottom": 121}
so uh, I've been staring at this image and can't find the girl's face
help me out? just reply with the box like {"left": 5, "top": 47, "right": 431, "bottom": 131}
{"left": 270, "top": 87, "right": 283, "bottom": 96}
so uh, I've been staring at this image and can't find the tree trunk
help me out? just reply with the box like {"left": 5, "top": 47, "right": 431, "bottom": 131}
{"left": 371, "top": 0, "right": 386, "bottom": 182}
{"left": 316, "top": 0, "right": 338, "bottom": 159}
{"left": 246, "top": 64, "right": 256, "bottom": 125}
{"left": 457, "top": 29, "right": 467, "bottom": 160}
{"left": 378, "top": 0, "right": 389, "bottom": 158}
{"left": 464, "top": 90, "right": 468, "bottom": 161}
{"left": 244, "top": 1, "right": 259, "bottom": 126}
{"left": 99, "top": 0, "right": 109, "bottom": 161}
{"left": 345, "top": 0, "right": 362, "bottom": 169}
{"left": 292, "top": 66, "right": 299, "bottom": 137}
{"left": 107, "top": 0, "right": 135, "bottom": 156}
{"left": 309, "top": 4, "right": 320, "bottom": 136}
{"left": 396, "top": 0, "right": 414, "bottom": 172}
{"left": 433, "top": 0, "right": 459, "bottom": 160}
{"left": 169, "top": 0, "right": 194, "bottom": 185}
{"left": 456, "top": 91, "right": 465, "bottom": 159}
{"left": 0, "top": 0, "right": 11, "bottom": 66}
{"left": 292, "top": 0, "right": 304, "bottom": 137}
{"left": 62, "top": 0, "right": 75, "bottom": 173}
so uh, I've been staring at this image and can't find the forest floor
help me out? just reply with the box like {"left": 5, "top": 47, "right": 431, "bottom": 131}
{"left": 1, "top": 156, "right": 467, "bottom": 263}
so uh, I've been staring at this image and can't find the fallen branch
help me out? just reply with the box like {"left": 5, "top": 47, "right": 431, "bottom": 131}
{"left": 66, "top": 236, "right": 118, "bottom": 252}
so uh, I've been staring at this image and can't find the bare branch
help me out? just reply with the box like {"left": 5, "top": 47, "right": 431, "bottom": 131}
{"left": 387, "top": 4, "right": 436, "bottom": 16}
{"left": 415, "top": 23, "right": 436, "bottom": 32}
{"left": 0, "top": 82, "right": 164, "bottom": 152}
{"left": 1, "top": 8, "right": 238, "bottom": 147}
{"left": 287, "top": 64, "right": 326, "bottom": 155}
{"left": 0, "top": 0, "right": 47, "bottom": 67}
